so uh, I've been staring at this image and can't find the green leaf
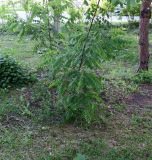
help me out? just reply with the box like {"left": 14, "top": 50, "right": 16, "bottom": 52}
{"left": 111, "top": 0, "right": 120, "bottom": 5}
{"left": 83, "top": 0, "right": 89, "bottom": 6}
{"left": 129, "top": 0, "right": 137, "bottom": 7}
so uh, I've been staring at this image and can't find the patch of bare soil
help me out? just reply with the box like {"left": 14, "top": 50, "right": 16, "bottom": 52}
{"left": 110, "top": 84, "right": 152, "bottom": 130}
{"left": 1, "top": 113, "right": 33, "bottom": 129}
{"left": 125, "top": 84, "right": 152, "bottom": 107}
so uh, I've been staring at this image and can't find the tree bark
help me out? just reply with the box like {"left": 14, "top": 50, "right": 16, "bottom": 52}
{"left": 53, "top": 15, "right": 60, "bottom": 33}
{"left": 138, "top": 0, "right": 151, "bottom": 71}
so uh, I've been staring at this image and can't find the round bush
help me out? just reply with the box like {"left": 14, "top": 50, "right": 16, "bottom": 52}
{"left": 0, "top": 54, "right": 36, "bottom": 88}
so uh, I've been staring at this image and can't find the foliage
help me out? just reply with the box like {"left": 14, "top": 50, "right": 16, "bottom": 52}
{"left": 120, "top": 3, "right": 140, "bottom": 17}
{"left": 1, "top": 16, "right": 21, "bottom": 34}
{"left": 51, "top": 24, "right": 103, "bottom": 124}
{"left": 122, "top": 21, "right": 139, "bottom": 29}
{"left": 1, "top": 0, "right": 75, "bottom": 53}
{"left": 50, "top": 20, "right": 129, "bottom": 124}
{"left": 4, "top": 3, "right": 56, "bottom": 52}
{"left": 0, "top": 54, "right": 35, "bottom": 88}
{"left": 109, "top": 0, "right": 141, "bottom": 6}
{"left": 134, "top": 71, "right": 152, "bottom": 84}
{"left": 101, "top": 0, "right": 115, "bottom": 12}
{"left": 74, "top": 154, "right": 86, "bottom": 160}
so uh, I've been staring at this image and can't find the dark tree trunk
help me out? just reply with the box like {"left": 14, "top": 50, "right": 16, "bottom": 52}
{"left": 138, "top": 0, "right": 151, "bottom": 71}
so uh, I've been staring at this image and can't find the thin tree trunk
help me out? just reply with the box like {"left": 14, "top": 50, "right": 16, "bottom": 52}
{"left": 46, "top": 0, "right": 52, "bottom": 48}
{"left": 138, "top": 0, "right": 151, "bottom": 71}
{"left": 53, "top": 15, "right": 60, "bottom": 33}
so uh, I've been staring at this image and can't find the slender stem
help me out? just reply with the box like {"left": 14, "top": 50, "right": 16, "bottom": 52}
{"left": 79, "top": 0, "right": 101, "bottom": 70}
{"left": 47, "top": 0, "right": 52, "bottom": 48}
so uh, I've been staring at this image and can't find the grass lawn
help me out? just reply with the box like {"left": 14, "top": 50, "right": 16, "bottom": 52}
{"left": 0, "top": 30, "right": 152, "bottom": 160}
{"left": 0, "top": 34, "right": 41, "bottom": 71}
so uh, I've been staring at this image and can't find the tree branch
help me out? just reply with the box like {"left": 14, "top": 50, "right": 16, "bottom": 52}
{"left": 79, "top": 0, "right": 101, "bottom": 70}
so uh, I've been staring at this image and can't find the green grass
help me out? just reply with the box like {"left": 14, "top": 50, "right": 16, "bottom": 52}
{"left": 1, "top": 30, "right": 152, "bottom": 159}
{"left": 0, "top": 34, "right": 41, "bottom": 70}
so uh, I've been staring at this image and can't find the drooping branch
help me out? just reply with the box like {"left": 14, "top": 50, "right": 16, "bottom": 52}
{"left": 79, "top": 0, "right": 101, "bottom": 70}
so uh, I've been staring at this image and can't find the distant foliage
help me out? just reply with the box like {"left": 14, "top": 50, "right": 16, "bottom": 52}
{"left": 0, "top": 16, "right": 17, "bottom": 34}
{"left": 2, "top": 0, "right": 74, "bottom": 54}
{"left": 120, "top": 4, "right": 140, "bottom": 18}
{"left": 0, "top": 54, "right": 35, "bottom": 88}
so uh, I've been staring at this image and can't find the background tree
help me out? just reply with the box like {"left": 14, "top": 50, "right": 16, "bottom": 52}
{"left": 121, "top": 4, "right": 140, "bottom": 21}
{"left": 139, "top": 0, "right": 151, "bottom": 71}
{"left": 110, "top": 0, "right": 151, "bottom": 71}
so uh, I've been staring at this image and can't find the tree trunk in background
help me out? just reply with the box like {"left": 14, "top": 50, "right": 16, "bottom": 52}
{"left": 53, "top": 16, "right": 60, "bottom": 33}
{"left": 138, "top": 0, "right": 151, "bottom": 71}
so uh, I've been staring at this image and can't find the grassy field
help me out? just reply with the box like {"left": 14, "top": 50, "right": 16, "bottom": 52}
{"left": 1, "top": 30, "right": 152, "bottom": 160}
{"left": 0, "top": 34, "right": 41, "bottom": 70}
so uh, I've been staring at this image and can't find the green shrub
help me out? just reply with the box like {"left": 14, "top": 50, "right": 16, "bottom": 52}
{"left": 133, "top": 71, "right": 152, "bottom": 84}
{"left": 1, "top": 16, "right": 20, "bottom": 35}
{"left": 0, "top": 54, "right": 36, "bottom": 88}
